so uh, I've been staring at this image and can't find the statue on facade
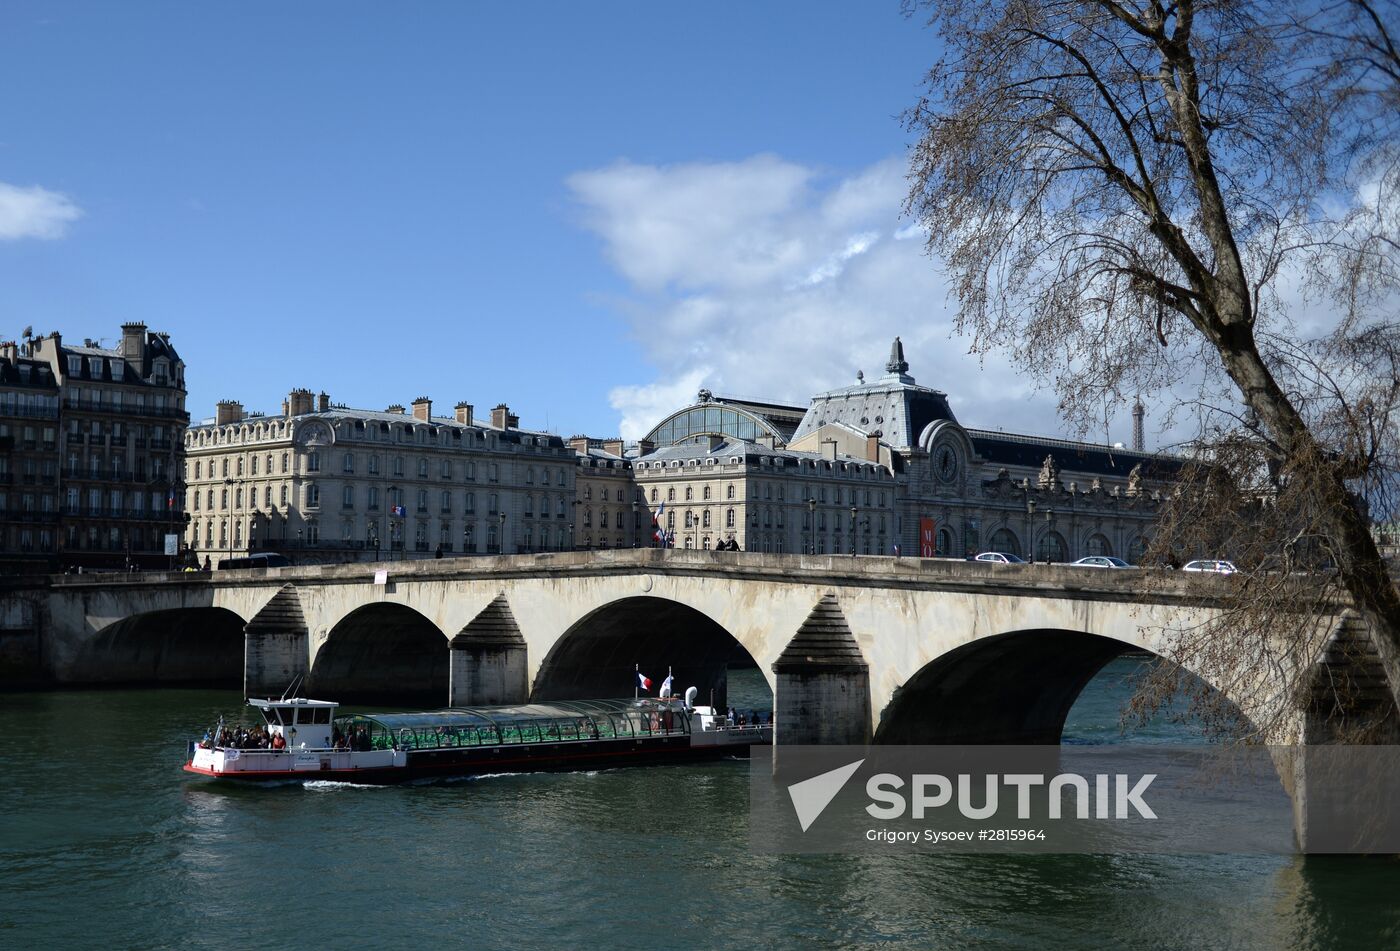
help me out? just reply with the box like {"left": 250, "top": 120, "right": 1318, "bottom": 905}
{"left": 1126, "top": 463, "right": 1143, "bottom": 497}
{"left": 1037, "top": 454, "right": 1059, "bottom": 490}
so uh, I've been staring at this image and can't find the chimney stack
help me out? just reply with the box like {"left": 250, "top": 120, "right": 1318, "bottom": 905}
{"left": 454, "top": 402, "right": 474, "bottom": 426}
{"left": 491, "top": 403, "right": 512, "bottom": 430}
{"left": 120, "top": 322, "right": 146, "bottom": 362}
{"left": 215, "top": 400, "right": 244, "bottom": 425}
{"left": 287, "top": 388, "right": 314, "bottom": 417}
{"left": 568, "top": 435, "right": 591, "bottom": 454}
{"left": 386, "top": 403, "right": 405, "bottom": 415}
{"left": 318, "top": 391, "right": 331, "bottom": 412}
{"left": 603, "top": 438, "right": 626, "bottom": 457}
{"left": 412, "top": 397, "right": 433, "bottom": 421}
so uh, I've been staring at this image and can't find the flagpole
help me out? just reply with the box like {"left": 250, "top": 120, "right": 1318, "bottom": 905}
{"left": 634, "top": 663, "right": 639, "bottom": 699}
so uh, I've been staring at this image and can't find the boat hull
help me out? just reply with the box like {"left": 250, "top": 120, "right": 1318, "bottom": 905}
{"left": 184, "top": 731, "right": 761, "bottom": 785}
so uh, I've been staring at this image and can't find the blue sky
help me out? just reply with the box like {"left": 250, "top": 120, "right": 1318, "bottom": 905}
{"left": 0, "top": 2, "right": 1148, "bottom": 444}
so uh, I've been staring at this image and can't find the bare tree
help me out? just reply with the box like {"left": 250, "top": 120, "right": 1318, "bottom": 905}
{"left": 902, "top": 0, "right": 1400, "bottom": 728}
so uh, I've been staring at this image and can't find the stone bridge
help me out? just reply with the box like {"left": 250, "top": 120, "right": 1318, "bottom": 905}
{"left": 2, "top": 550, "right": 1387, "bottom": 750}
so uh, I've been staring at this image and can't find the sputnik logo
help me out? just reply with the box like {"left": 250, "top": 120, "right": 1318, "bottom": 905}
{"left": 786, "top": 759, "right": 865, "bottom": 832}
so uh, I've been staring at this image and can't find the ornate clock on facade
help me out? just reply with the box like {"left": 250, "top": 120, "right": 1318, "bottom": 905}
{"left": 935, "top": 444, "right": 958, "bottom": 483}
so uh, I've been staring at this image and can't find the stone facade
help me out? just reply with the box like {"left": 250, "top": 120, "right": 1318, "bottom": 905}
{"left": 184, "top": 392, "right": 575, "bottom": 562}
{"left": 569, "top": 437, "right": 645, "bottom": 549}
{"left": 0, "top": 352, "right": 60, "bottom": 571}
{"left": 636, "top": 338, "right": 1172, "bottom": 563}
{"left": 0, "top": 324, "right": 189, "bottom": 570}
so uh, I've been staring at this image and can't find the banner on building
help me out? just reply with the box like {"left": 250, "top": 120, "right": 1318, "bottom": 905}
{"left": 919, "top": 518, "right": 937, "bottom": 558}
{"left": 163, "top": 533, "right": 180, "bottom": 557}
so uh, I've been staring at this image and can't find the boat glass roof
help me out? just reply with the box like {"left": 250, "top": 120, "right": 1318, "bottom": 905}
{"left": 341, "top": 697, "right": 685, "bottom": 731}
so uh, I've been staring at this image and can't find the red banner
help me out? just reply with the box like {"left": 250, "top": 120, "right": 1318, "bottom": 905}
{"left": 919, "top": 517, "right": 937, "bottom": 558}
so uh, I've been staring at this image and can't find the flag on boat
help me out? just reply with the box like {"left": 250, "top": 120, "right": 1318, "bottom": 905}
{"left": 659, "top": 672, "right": 674, "bottom": 698}
{"left": 636, "top": 670, "right": 652, "bottom": 692}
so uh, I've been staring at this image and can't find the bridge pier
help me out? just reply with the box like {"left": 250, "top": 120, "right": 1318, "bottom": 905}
{"left": 449, "top": 595, "right": 528, "bottom": 706}
{"left": 243, "top": 586, "right": 309, "bottom": 698}
{"left": 772, "top": 594, "right": 871, "bottom": 748}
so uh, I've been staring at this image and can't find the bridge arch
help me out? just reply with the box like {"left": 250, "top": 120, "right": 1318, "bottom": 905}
{"left": 873, "top": 627, "right": 1252, "bottom": 745}
{"left": 73, "top": 607, "right": 247, "bottom": 687}
{"left": 310, "top": 603, "right": 449, "bottom": 706}
{"left": 532, "top": 595, "right": 769, "bottom": 710}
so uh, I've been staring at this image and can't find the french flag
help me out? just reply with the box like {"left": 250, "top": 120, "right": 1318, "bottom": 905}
{"left": 652, "top": 500, "right": 666, "bottom": 544}
{"left": 636, "top": 670, "right": 652, "bottom": 693}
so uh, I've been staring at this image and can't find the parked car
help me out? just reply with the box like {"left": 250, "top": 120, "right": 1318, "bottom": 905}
{"left": 1181, "top": 559, "right": 1238, "bottom": 574}
{"left": 1068, "top": 555, "right": 1134, "bottom": 568}
{"left": 217, "top": 552, "right": 292, "bottom": 570}
{"left": 973, "top": 551, "right": 1027, "bottom": 565}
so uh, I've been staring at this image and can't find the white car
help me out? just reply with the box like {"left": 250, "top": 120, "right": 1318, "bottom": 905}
{"left": 1181, "top": 559, "right": 1238, "bottom": 574}
{"left": 1068, "top": 556, "right": 1133, "bottom": 568}
{"left": 974, "top": 551, "right": 1027, "bottom": 565}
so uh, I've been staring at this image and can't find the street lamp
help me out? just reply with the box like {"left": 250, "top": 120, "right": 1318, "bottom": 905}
{"left": 498, "top": 512, "right": 507, "bottom": 554}
{"left": 1025, "top": 496, "right": 1036, "bottom": 562}
{"left": 631, "top": 500, "right": 639, "bottom": 548}
{"left": 462, "top": 524, "right": 468, "bottom": 557}
{"left": 807, "top": 498, "right": 817, "bottom": 555}
{"left": 368, "top": 522, "right": 379, "bottom": 561}
{"left": 849, "top": 506, "right": 858, "bottom": 556}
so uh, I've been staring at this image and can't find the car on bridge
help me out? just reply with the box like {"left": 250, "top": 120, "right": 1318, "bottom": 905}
{"left": 973, "top": 551, "right": 1027, "bottom": 565}
{"left": 1068, "top": 555, "right": 1134, "bottom": 569}
{"left": 1181, "top": 559, "right": 1238, "bottom": 574}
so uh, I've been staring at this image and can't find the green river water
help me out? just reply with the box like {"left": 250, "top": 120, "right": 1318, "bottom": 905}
{"left": 3, "top": 660, "right": 1399, "bottom": 950}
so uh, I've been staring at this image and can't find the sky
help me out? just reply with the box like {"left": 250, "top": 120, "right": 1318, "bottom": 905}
{"left": 0, "top": 1, "right": 1151, "bottom": 447}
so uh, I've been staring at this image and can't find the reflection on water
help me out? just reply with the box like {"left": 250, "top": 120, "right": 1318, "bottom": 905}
{"left": 2, "top": 660, "right": 1398, "bottom": 949}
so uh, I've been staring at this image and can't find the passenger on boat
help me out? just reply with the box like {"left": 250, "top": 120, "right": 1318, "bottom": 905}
{"left": 272, "top": 732, "right": 286, "bottom": 750}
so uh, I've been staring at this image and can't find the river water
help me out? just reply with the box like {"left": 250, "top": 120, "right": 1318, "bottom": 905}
{"left": 3, "top": 660, "right": 1399, "bottom": 950}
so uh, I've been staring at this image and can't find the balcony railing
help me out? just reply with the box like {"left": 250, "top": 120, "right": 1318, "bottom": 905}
{"left": 64, "top": 399, "right": 190, "bottom": 421}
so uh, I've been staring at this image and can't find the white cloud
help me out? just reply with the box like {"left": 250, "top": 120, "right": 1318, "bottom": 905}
{"left": 569, "top": 154, "right": 1144, "bottom": 446}
{"left": 0, "top": 181, "right": 81, "bottom": 240}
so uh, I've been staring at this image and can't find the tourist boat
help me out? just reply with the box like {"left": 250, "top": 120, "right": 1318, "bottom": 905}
{"left": 183, "top": 687, "right": 772, "bottom": 784}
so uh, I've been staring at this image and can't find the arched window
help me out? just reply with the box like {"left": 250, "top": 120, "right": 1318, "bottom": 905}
{"left": 1086, "top": 534, "right": 1112, "bottom": 557}
{"left": 584, "top": 507, "right": 592, "bottom": 528}
{"left": 937, "top": 527, "right": 954, "bottom": 557}
{"left": 236, "top": 457, "right": 244, "bottom": 476}
{"left": 685, "top": 511, "right": 694, "bottom": 528}
{"left": 221, "top": 459, "right": 229, "bottom": 477}
{"left": 703, "top": 485, "right": 711, "bottom": 500}
{"left": 1036, "top": 531, "right": 1068, "bottom": 563}
{"left": 526, "top": 467, "right": 535, "bottom": 484}
{"left": 702, "top": 509, "right": 711, "bottom": 528}
{"left": 668, "top": 488, "right": 675, "bottom": 502}
{"left": 281, "top": 453, "right": 289, "bottom": 473}
{"left": 989, "top": 527, "right": 1021, "bottom": 556}
{"left": 726, "top": 484, "right": 735, "bottom": 500}
{"left": 685, "top": 486, "right": 693, "bottom": 501}
{"left": 306, "top": 483, "right": 320, "bottom": 509}
{"left": 726, "top": 508, "right": 735, "bottom": 528}
{"left": 650, "top": 488, "right": 658, "bottom": 502}
{"left": 584, "top": 485, "right": 592, "bottom": 500}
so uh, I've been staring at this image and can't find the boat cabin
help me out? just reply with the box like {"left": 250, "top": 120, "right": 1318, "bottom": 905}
{"left": 252, "top": 698, "right": 338, "bottom": 749}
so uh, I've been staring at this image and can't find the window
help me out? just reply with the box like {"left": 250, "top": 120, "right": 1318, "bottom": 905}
{"left": 583, "top": 508, "right": 592, "bottom": 528}
{"left": 251, "top": 456, "right": 259, "bottom": 475}
{"left": 465, "top": 461, "right": 476, "bottom": 480}
{"left": 650, "top": 488, "right": 658, "bottom": 502}
{"left": 306, "top": 484, "right": 320, "bottom": 508}
{"left": 368, "top": 487, "right": 380, "bottom": 510}
{"left": 343, "top": 486, "right": 354, "bottom": 509}
{"left": 703, "top": 485, "right": 712, "bottom": 500}
{"left": 237, "top": 457, "right": 245, "bottom": 476}
{"left": 266, "top": 453, "right": 273, "bottom": 474}
{"left": 524, "top": 495, "right": 534, "bottom": 516}
{"left": 234, "top": 487, "right": 243, "bottom": 508}
{"left": 441, "top": 460, "right": 452, "bottom": 479}
{"left": 194, "top": 461, "right": 202, "bottom": 479}
{"left": 989, "top": 528, "right": 1021, "bottom": 557}
{"left": 667, "top": 487, "right": 675, "bottom": 502}
{"left": 418, "top": 458, "right": 428, "bottom": 477}
{"left": 465, "top": 492, "right": 475, "bottom": 514}
{"left": 417, "top": 489, "right": 428, "bottom": 512}
{"left": 584, "top": 485, "right": 592, "bottom": 500}
{"left": 541, "top": 469, "right": 550, "bottom": 485}
{"left": 280, "top": 485, "right": 289, "bottom": 505}
{"left": 393, "top": 456, "right": 404, "bottom": 476}
{"left": 726, "top": 508, "right": 735, "bottom": 528}
{"left": 264, "top": 486, "right": 272, "bottom": 507}
{"left": 343, "top": 452, "right": 354, "bottom": 473}
{"left": 489, "top": 494, "right": 498, "bottom": 516}
{"left": 221, "top": 458, "right": 229, "bottom": 478}
{"left": 526, "top": 467, "right": 535, "bottom": 484}
{"left": 702, "top": 509, "right": 711, "bottom": 528}
{"left": 685, "top": 486, "right": 693, "bottom": 501}
{"left": 368, "top": 455, "right": 380, "bottom": 474}
{"left": 281, "top": 453, "right": 289, "bottom": 474}
{"left": 220, "top": 489, "right": 228, "bottom": 510}
{"left": 441, "top": 490, "right": 452, "bottom": 513}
